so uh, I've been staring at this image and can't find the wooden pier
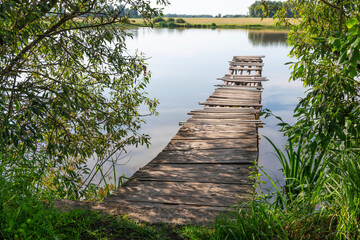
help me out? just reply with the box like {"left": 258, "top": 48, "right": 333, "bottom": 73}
{"left": 31, "top": 55, "right": 266, "bottom": 225}
{"left": 89, "top": 55, "right": 267, "bottom": 224}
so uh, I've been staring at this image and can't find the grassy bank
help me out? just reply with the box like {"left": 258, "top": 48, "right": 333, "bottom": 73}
{"left": 129, "top": 17, "right": 294, "bottom": 30}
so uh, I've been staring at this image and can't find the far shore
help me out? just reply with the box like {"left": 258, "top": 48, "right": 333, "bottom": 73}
{"left": 129, "top": 17, "right": 297, "bottom": 30}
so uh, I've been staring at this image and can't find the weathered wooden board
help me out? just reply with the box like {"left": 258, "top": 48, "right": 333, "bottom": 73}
{"left": 208, "top": 96, "right": 259, "bottom": 102}
{"left": 132, "top": 166, "right": 253, "bottom": 184}
{"left": 115, "top": 181, "right": 252, "bottom": 194}
{"left": 229, "top": 61, "right": 264, "bottom": 66}
{"left": 189, "top": 116, "right": 256, "bottom": 122}
{"left": 212, "top": 89, "right": 261, "bottom": 96}
{"left": 215, "top": 84, "right": 264, "bottom": 90}
{"left": 188, "top": 113, "right": 256, "bottom": 120}
{"left": 199, "top": 101, "right": 262, "bottom": 107}
{"left": 150, "top": 149, "right": 258, "bottom": 164}
{"left": 229, "top": 67, "right": 263, "bottom": 71}
{"left": 164, "top": 138, "right": 258, "bottom": 151}
{"left": 218, "top": 78, "right": 268, "bottom": 83}
{"left": 207, "top": 97, "right": 260, "bottom": 105}
{"left": 212, "top": 87, "right": 262, "bottom": 93}
{"left": 110, "top": 180, "right": 252, "bottom": 207}
{"left": 173, "top": 129, "right": 256, "bottom": 140}
{"left": 190, "top": 108, "right": 261, "bottom": 114}
{"left": 99, "top": 200, "right": 232, "bottom": 224}
{"left": 233, "top": 55, "right": 264, "bottom": 60}
{"left": 110, "top": 192, "right": 250, "bottom": 207}
{"left": 223, "top": 74, "right": 263, "bottom": 78}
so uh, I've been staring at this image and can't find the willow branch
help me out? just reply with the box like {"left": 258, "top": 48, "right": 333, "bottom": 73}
{"left": 319, "top": 0, "right": 341, "bottom": 10}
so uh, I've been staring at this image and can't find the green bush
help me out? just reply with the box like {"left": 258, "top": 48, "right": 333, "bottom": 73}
{"left": 185, "top": 23, "right": 193, "bottom": 28}
{"left": 167, "top": 22, "right": 176, "bottom": 28}
{"left": 166, "top": 17, "right": 175, "bottom": 22}
{"left": 175, "top": 18, "right": 186, "bottom": 23}
{"left": 153, "top": 17, "right": 164, "bottom": 23}
{"left": 158, "top": 22, "right": 168, "bottom": 28}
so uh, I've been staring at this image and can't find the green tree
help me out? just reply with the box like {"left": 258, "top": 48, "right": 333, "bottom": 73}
{"left": 249, "top": 1, "right": 294, "bottom": 18}
{"left": 274, "top": 0, "right": 360, "bottom": 155}
{"left": 0, "top": 0, "right": 168, "bottom": 199}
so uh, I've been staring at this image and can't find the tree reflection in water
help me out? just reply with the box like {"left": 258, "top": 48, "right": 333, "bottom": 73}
{"left": 248, "top": 30, "right": 288, "bottom": 47}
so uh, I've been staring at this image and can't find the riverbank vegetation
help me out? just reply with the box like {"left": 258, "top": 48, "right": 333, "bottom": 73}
{"left": 130, "top": 17, "right": 292, "bottom": 29}
{"left": 214, "top": 0, "right": 360, "bottom": 239}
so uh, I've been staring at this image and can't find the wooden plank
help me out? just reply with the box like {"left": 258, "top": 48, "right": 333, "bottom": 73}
{"left": 189, "top": 111, "right": 258, "bottom": 116}
{"left": 210, "top": 91, "right": 261, "bottom": 98}
{"left": 132, "top": 172, "right": 252, "bottom": 185}
{"left": 173, "top": 128, "right": 256, "bottom": 140}
{"left": 211, "top": 92, "right": 261, "bottom": 98}
{"left": 223, "top": 74, "right": 264, "bottom": 78}
{"left": 178, "top": 121, "right": 258, "bottom": 128}
{"left": 207, "top": 97, "right": 260, "bottom": 104}
{"left": 132, "top": 163, "right": 253, "bottom": 183}
{"left": 199, "top": 101, "right": 262, "bottom": 107}
{"left": 150, "top": 149, "right": 258, "bottom": 164}
{"left": 210, "top": 91, "right": 261, "bottom": 101}
{"left": 233, "top": 55, "right": 265, "bottom": 59}
{"left": 188, "top": 112, "right": 256, "bottom": 119}
{"left": 184, "top": 119, "right": 263, "bottom": 126}
{"left": 190, "top": 108, "right": 261, "bottom": 114}
{"left": 215, "top": 84, "right": 264, "bottom": 90}
{"left": 213, "top": 88, "right": 262, "bottom": 95}
{"left": 164, "top": 138, "right": 258, "bottom": 151}
{"left": 218, "top": 77, "right": 268, "bottom": 82}
{"left": 139, "top": 163, "right": 253, "bottom": 172}
{"left": 179, "top": 121, "right": 260, "bottom": 126}
{"left": 117, "top": 181, "right": 252, "bottom": 194}
{"left": 177, "top": 122, "right": 257, "bottom": 130}
{"left": 212, "top": 87, "right": 262, "bottom": 92}
{"left": 190, "top": 114, "right": 256, "bottom": 120}
{"left": 109, "top": 186, "right": 251, "bottom": 207}
{"left": 229, "top": 67, "right": 263, "bottom": 71}
{"left": 100, "top": 199, "right": 233, "bottom": 224}
{"left": 207, "top": 97, "right": 260, "bottom": 103}
{"left": 229, "top": 61, "right": 264, "bottom": 66}
{"left": 221, "top": 75, "right": 267, "bottom": 80}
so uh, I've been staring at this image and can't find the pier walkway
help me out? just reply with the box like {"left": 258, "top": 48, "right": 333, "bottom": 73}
{"left": 55, "top": 56, "right": 267, "bottom": 225}
{"left": 96, "top": 56, "right": 267, "bottom": 224}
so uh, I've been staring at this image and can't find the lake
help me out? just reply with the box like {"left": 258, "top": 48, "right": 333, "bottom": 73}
{"left": 100, "top": 27, "right": 305, "bottom": 190}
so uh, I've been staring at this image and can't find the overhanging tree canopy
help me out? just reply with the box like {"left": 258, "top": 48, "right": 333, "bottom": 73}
{"left": 0, "top": 0, "right": 168, "bottom": 198}
{"left": 274, "top": 0, "right": 359, "bottom": 157}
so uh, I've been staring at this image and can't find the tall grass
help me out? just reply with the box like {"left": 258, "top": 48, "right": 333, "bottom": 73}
{"left": 212, "top": 135, "right": 360, "bottom": 239}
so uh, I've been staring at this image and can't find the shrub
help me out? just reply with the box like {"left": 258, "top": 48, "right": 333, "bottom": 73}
{"left": 166, "top": 17, "right": 175, "bottom": 22}
{"left": 153, "top": 17, "right": 164, "bottom": 23}
{"left": 167, "top": 22, "right": 176, "bottom": 28}
{"left": 175, "top": 18, "right": 186, "bottom": 23}
{"left": 185, "top": 23, "right": 193, "bottom": 28}
{"left": 158, "top": 22, "right": 168, "bottom": 28}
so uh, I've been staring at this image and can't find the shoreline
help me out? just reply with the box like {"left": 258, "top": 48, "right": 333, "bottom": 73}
{"left": 128, "top": 17, "right": 292, "bottom": 30}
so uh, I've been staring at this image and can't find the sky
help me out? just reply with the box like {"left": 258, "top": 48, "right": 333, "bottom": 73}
{"left": 151, "top": 0, "right": 266, "bottom": 16}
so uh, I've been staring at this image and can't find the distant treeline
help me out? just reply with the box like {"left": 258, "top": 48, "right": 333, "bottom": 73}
{"left": 163, "top": 14, "right": 249, "bottom": 18}
{"left": 96, "top": 3, "right": 295, "bottom": 19}
{"left": 249, "top": 1, "right": 295, "bottom": 18}
{"left": 164, "top": 14, "right": 213, "bottom": 18}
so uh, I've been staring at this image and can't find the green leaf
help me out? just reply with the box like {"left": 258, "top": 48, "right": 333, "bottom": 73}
{"left": 346, "top": 18, "right": 358, "bottom": 29}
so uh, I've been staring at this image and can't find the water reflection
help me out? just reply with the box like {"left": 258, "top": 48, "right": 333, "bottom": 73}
{"left": 248, "top": 30, "right": 288, "bottom": 47}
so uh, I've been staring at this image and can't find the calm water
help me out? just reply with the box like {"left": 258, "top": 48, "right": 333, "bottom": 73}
{"left": 102, "top": 28, "right": 305, "bottom": 190}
